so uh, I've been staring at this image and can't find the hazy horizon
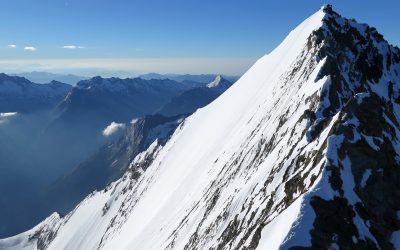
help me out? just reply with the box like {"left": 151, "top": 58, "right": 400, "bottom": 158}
{"left": 0, "top": 57, "right": 254, "bottom": 78}
{"left": 1, "top": 0, "right": 399, "bottom": 76}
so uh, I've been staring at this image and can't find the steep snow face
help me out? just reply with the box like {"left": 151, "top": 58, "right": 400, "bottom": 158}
{"left": 2, "top": 5, "right": 400, "bottom": 250}
{"left": 0, "top": 213, "right": 62, "bottom": 250}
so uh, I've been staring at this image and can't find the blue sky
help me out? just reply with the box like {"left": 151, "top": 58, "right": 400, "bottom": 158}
{"left": 0, "top": 0, "right": 399, "bottom": 76}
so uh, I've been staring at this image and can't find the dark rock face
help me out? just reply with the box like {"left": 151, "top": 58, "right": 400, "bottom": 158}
{"left": 310, "top": 94, "right": 400, "bottom": 250}
{"left": 285, "top": 7, "right": 400, "bottom": 250}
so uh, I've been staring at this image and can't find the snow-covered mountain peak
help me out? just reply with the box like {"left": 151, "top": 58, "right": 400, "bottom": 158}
{"left": 206, "top": 75, "right": 232, "bottom": 90}
{"left": 2, "top": 6, "right": 400, "bottom": 250}
{"left": 206, "top": 75, "right": 222, "bottom": 88}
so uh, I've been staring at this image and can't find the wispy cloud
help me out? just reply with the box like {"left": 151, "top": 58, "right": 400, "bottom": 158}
{"left": 0, "top": 112, "right": 18, "bottom": 124}
{"left": 102, "top": 122, "right": 126, "bottom": 136}
{"left": 24, "top": 46, "right": 37, "bottom": 51}
{"left": 0, "top": 112, "right": 18, "bottom": 118}
{"left": 7, "top": 44, "right": 16, "bottom": 48}
{"left": 62, "top": 45, "right": 84, "bottom": 49}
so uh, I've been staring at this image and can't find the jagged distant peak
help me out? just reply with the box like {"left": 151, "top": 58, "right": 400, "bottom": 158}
{"left": 0, "top": 72, "right": 71, "bottom": 91}
{"left": 0, "top": 72, "right": 31, "bottom": 84}
{"left": 0, "top": 72, "right": 71, "bottom": 88}
{"left": 0, "top": 73, "right": 71, "bottom": 113}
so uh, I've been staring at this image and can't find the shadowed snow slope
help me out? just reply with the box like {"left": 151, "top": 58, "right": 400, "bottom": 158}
{"left": 2, "top": 5, "right": 400, "bottom": 249}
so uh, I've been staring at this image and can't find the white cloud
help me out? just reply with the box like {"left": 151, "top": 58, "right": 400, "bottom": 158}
{"left": 24, "top": 46, "right": 37, "bottom": 51}
{"left": 102, "top": 122, "right": 126, "bottom": 137}
{"left": 0, "top": 112, "right": 18, "bottom": 124}
{"left": 7, "top": 44, "right": 16, "bottom": 48}
{"left": 62, "top": 45, "right": 84, "bottom": 49}
{"left": 0, "top": 112, "right": 18, "bottom": 118}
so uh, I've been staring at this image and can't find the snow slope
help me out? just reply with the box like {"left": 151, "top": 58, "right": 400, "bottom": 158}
{"left": 42, "top": 114, "right": 185, "bottom": 216}
{"left": 2, "top": 5, "right": 400, "bottom": 250}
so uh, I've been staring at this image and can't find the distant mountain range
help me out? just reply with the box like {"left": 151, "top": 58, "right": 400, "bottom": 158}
{"left": 12, "top": 71, "right": 88, "bottom": 85}
{"left": 10, "top": 71, "right": 240, "bottom": 87}
{"left": 157, "top": 75, "right": 233, "bottom": 116}
{"left": 0, "top": 73, "right": 72, "bottom": 113}
{"left": 139, "top": 72, "right": 239, "bottom": 85}
{"left": 0, "top": 72, "right": 233, "bottom": 238}
{"left": 55, "top": 76, "right": 190, "bottom": 124}
{"left": 9, "top": 71, "right": 239, "bottom": 86}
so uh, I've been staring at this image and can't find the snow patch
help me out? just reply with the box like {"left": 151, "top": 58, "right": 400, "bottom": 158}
{"left": 360, "top": 169, "right": 372, "bottom": 188}
{"left": 259, "top": 198, "right": 303, "bottom": 249}
{"left": 391, "top": 230, "right": 400, "bottom": 249}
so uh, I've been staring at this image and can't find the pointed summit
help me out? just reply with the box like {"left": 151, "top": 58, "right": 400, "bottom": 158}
{"left": 206, "top": 75, "right": 231, "bottom": 89}
{"left": 206, "top": 75, "right": 223, "bottom": 88}
{"left": 320, "top": 3, "right": 334, "bottom": 14}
